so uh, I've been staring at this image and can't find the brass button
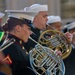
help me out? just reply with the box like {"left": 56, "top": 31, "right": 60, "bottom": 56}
{"left": 26, "top": 51, "right": 28, "bottom": 54}
{"left": 22, "top": 46, "right": 25, "bottom": 50}
{"left": 19, "top": 40, "right": 22, "bottom": 44}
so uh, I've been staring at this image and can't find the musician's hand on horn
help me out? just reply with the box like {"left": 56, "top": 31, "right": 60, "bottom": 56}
{"left": 55, "top": 49, "right": 62, "bottom": 56}
{"left": 65, "top": 32, "right": 73, "bottom": 42}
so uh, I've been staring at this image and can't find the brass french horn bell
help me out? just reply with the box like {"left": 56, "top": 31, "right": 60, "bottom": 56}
{"left": 38, "top": 29, "right": 72, "bottom": 59}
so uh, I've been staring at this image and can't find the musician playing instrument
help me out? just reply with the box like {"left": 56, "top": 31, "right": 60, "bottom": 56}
{"left": 23, "top": 5, "right": 63, "bottom": 57}
{"left": 64, "top": 22, "right": 75, "bottom": 75}
{"left": 47, "top": 16, "right": 75, "bottom": 75}
{"left": 46, "top": 15, "right": 62, "bottom": 31}
{"left": 23, "top": 4, "right": 48, "bottom": 52}
{"left": 47, "top": 16, "right": 73, "bottom": 42}
{"left": 1, "top": 11, "right": 36, "bottom": 75}
{"left": 43, "top": 15, "right": 63, "bottom": 56}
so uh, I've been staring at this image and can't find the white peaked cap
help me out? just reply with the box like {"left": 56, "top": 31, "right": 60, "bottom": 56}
{"left": 24, "top": 4, "right": 48, "bottom": 12}
{"left": 5, "top": 10, "right": 35, "bottom": 22}
{"left": 24, "top": 4, "right": 48, "bottom": 21}
{"left": 67, "top": 22, "right": 75, "bottom": 30}
{"left": 0, "top": 12, "right": 5, "bottom": 18}
{"left": 47, "top": 16, "right": 61, "bottom": 24}
{"left": 5, "top": 4, "right": 48, "bottom": 22}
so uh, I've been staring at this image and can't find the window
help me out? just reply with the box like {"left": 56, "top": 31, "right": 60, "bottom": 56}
{"left": 0, "top": 0, "right": 6, "bottom": 24}
{"left": 0, "top": 0, "right": 6, "bottom": 12}
{"left": 61, "top": 0, "right": 75, "bottom": 19}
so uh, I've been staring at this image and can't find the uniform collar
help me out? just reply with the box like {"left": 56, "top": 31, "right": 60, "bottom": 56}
{"left": 8, "top": 33, "right": 26, "bottom": 50}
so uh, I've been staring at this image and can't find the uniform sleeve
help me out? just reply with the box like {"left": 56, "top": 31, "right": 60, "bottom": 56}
{"left": 3, "top": 44, "right": 30, "bottom": 70}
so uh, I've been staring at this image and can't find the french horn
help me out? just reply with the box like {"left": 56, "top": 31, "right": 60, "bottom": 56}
{"left": 29, "top": 37, "right": 65, "bottom": 75}
{"left": 38, "top": 27, "right": 72, "bottom": 59}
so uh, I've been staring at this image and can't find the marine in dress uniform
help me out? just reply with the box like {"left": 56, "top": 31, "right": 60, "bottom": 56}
{"left": 46, "top": 15, "right": 62, "bottom": 31}
{"left": 2, "top": 10, "right": 36, "bottom": 75}
{"left": 63, "top": 22, "right": 75, "bottom": 75}
{"left": 23, "top": 4, "right": 48, "bottom": 52}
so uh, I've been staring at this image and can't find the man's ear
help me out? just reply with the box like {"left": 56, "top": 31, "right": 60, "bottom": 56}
{"left": 15, "top": 25, "right": 21, "bottom": 32}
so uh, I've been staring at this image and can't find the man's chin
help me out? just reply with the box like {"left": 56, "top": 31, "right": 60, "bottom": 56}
{"left": 25, "top": 40, "right": 28, "bottom": 43}
{"left": 23, "top": 39, "right": 28, "bottom": 43}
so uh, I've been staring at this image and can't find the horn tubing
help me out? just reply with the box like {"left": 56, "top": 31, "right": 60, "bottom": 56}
{"left": 46, "top": 24, "right": 56, "bottom": 30}
{"left": 0, "top": 38, "right": 15, "bottom": 52}
{"left": 29, "top": 36, "right": 38, "bottom": 44}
